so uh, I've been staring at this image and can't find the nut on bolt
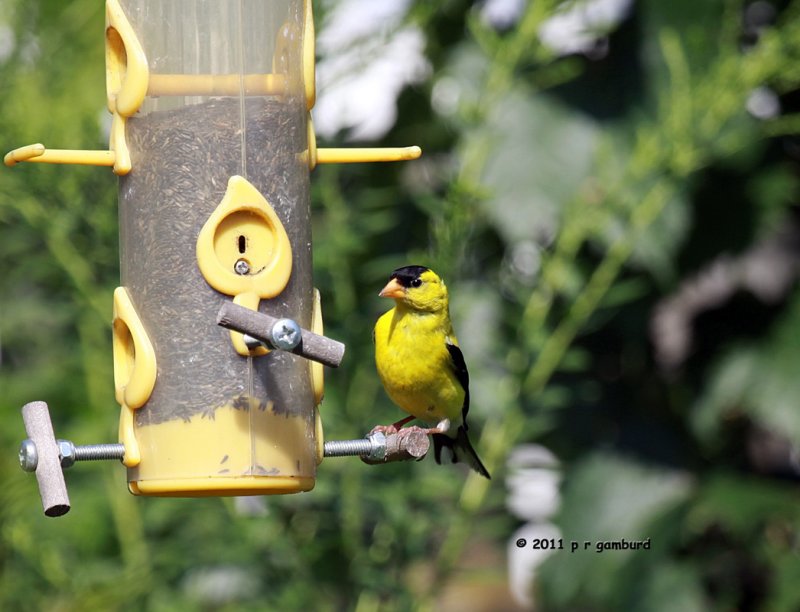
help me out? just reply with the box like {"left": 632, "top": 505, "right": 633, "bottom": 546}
{"left": 367, "top": 431, "right": 387, "bottom": 461}
{"left": 57, "top": 440, "right": 77, "bottom": 468}
{"left": 322, "top": 432, "right": 388, "bottom": 460}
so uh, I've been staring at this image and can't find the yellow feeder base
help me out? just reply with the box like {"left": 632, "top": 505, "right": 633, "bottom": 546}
{"left": 129, "top": 476, "right": 315, "bottom": 497}
{"left": 127, "top": 403, "right": 317, "bottom": 497}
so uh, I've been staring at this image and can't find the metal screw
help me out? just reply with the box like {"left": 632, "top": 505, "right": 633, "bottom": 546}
{"left": 18, "top": 439, "right": 125, "bottom": 471}
{"left": 270, "top": 318, "right": 302, "bottom": 351}
{"left": 234, "top": 259, "right": 250, "bottom": 275}
{"left": 19, "top": 439, "right": 38, "bottom": 472}
{"left": 56, "top": 440, "right": 126, "bottom": 468}
{"left": 324, "top": 432, "right": 386, "bottom": 461}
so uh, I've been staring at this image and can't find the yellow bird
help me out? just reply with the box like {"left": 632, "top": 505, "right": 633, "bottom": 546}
{"left": 373, "top": 265, "right": 490, "bottom": 479}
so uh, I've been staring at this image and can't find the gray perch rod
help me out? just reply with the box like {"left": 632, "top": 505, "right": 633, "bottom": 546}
{"left": 21, "top": 401, "right": 70, "bottom": 517}
{"left": 324, "top": 429, "right": 430, "bottom": 464}
{"left": 362, "top": 429, "right": 430, "bottom": 464}
{"left": 216, "top": 301, "right": 345, "bottom": 368}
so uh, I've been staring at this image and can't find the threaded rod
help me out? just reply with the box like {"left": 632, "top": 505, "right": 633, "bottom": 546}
{"left": 73, "top": 443, "right": 125, "bottom": 462}
{"left": 324, "top": 439, "right": 373, "bottom": 458}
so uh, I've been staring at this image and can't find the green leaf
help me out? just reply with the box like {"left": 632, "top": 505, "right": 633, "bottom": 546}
{"left": 767, "top": 554, "right": 800, "bottom": 612}
{"left": 628, "top": 561, "right": 707, "bottom": 612}
{"left": 693, "top": 292, "right": 800, "bottom": 446}
{"left": 686, "top": 472, "right": 800, "bottom": 539}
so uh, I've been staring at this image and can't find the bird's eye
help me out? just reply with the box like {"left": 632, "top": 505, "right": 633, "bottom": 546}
{"left": 410, "top": 278, "right": 422, "bottom": 288}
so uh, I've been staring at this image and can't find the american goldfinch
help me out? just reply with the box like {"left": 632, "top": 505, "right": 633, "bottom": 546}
{"left": 373, "top": 265, "right": 490, "bottom": 479}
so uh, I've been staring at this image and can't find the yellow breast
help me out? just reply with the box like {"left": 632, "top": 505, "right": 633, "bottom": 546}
{"left": 374, "top": 307, "right": 464, "bottom": 424}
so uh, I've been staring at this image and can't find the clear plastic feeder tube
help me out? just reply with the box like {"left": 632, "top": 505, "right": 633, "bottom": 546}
{"left": 116, "top": 0, "right": 315, "bottom": 495}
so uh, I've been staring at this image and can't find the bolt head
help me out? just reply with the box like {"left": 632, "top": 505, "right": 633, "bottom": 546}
{"left": 270, "top": 318, "right": 302, "bottom": 351}
{"left": 18, "top": 439, "right": 38, "bottom": 472}
{"left": 234, "top": 259, "right": 250, "bottom": 275}
{"left": 57, "top": 439, "right": 76, "bottom": 468}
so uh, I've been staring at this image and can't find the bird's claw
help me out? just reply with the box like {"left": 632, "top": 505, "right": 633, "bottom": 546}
{"left": 397, "top": 425, "right": 428, "bottom": 437}
{"left": 369, "top": 418, "right": 450, "bottom": 438}
{"left": 398, "top": 424, "right": 448, "bottom": 438}
{"left": 370, "top": 415, "right": 416, "bottom": 437}
{"left": 369, "top": 424, "right": 399, "bottom": 436}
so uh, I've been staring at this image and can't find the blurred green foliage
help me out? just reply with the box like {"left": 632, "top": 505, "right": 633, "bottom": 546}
{"left": 3, "top": 0, "right": 800, "bottom": 610}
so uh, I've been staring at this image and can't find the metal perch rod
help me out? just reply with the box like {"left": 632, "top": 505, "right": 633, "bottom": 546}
{"left": 324, "top": 429, "right": 430, "bottom": 464}
{"left": 216, "top": 302, "right": 345, "bottom": 368}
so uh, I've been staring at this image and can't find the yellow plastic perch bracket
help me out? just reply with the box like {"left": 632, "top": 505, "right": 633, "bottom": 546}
{"left": 4, "top": 145, "right": 117, "bottom": 168}
{"left": 292, "top": 1, "right": 421, "bottom": 170}
{"left": 316, "top": 147, "right": 423, "bottom": 164}
{"left": 112, "top": 287, "right": 157, "bottom": 468}
{"left": 196, "top": 176, "right": 293, "bottom": 356}
{"left": 4, "top": 0, "right": 148, "bottom": 175}
{"left": 303, "top": 115, "right": 422, "bottom": 170}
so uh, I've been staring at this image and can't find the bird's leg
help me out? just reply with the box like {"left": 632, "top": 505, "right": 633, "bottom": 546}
{"left": 370, "top": 415, "right": 416, "bottom": 436}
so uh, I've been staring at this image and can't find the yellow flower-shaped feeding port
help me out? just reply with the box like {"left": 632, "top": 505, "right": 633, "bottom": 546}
{"left": 196, "top": 175, "right": 293, "bottom": 356}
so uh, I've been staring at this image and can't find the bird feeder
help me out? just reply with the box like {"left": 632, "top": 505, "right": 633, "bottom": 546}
{"left": 8, "top": 0, "right": 424, "bottom": 516}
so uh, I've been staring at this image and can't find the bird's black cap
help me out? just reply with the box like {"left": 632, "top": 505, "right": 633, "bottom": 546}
{"left": 390, "top": 265, "right": 430, "bottom": 288}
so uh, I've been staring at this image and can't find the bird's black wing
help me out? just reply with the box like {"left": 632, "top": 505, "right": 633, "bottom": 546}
{"left": 445, "top": 341, "right": 471, "bottom": 426}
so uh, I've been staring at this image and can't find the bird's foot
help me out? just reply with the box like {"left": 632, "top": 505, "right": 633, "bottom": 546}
{"left": 396, "top": 419, "right": 451, "bottom": 438}
{"left": 370, "top": 423, "right": 399, "bottom": 436}
{"left": 394, "top": 425, "right": 428, "bottom": 437}
{"left": 369, "top": 415, "right": 416, "bottom": 437}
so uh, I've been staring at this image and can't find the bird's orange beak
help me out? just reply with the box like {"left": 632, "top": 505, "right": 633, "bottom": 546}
{"left": 379, "top": 278, "right": 406, "bottom": 299}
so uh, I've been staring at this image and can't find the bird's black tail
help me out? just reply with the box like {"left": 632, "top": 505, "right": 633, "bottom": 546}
{"left": 432, "top": 426, "right": 491, "bottom": 479}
